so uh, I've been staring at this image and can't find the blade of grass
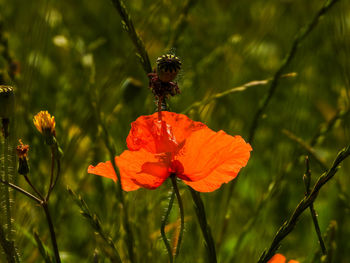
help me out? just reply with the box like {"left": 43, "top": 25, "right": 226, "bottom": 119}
{"left": 248, "top": 0, "right": 342, "bottom": 144}
{"left": 110, "top": 0, "right": 152, "bottom": 74}
{"left": 182, "top": 73, "right": 296, "bottom": 114}
{"left": 257, "top": 145, "right": 350, "bottom": 263}
{"left": 67, "top": 188, "right": 122, "bottom": 263}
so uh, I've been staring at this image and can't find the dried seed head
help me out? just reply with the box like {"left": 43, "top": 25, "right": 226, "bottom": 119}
{"left": 156, "top": 54, "right": 181, "bottom": 82}
{"left": 17, "top": 139, "right": 30, "bottom": 175}
{"left": 16, "top": 139, "right": 29, "bottom": 160}
{"left": 0, "top": 85, "right": 15, "bottom": 119}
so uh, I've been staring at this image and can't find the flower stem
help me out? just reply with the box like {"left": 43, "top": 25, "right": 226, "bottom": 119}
{"left": 0, "top": 178, "right": 41, "bottom": 204}
{"left": 161, "top": 190, "right": 175, "bottom": 263}
{"left": 170, "top": 176, "right": 184, "bottom": 258}
{"left": 189, "top": 187, "right": 217, "bottom": 263}
{"left": 42, "top": 202, "right": 61, "bottom": 263}
{"left": 46, "top": 147, "right": 55, "bottom": 201}
{"left": 3, "top": 134, "right": 12, "bottom": 240}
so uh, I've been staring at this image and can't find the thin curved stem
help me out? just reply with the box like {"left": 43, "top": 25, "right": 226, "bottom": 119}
{"left": 23, "top": 174, "right": 44, "bottom": 200}
{"left": 170, "top": 176, "right": 184, "bottom": 258}
{"left": 161, "top": 190, "right": 175, "bottom": 263}
{"left": 0, "top": 178, "right": 41, "bottom": 204}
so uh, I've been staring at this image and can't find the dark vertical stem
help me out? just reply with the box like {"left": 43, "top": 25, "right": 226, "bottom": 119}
{"left": 170, "top": 176, "right": 184, "bottom": 258}
{"left": 189, "top": 187, "right": 217, "bottom": 263}
{"left": 42, "top": 202, "right": 61, "bottom": 263}
{"left": 304, "top": 157, "right": 327, "bottom": 255}
{"left": 161, "top": 190, "right": 175, "bottom": 263}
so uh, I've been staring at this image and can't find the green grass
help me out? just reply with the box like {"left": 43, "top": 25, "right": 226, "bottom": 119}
{"left": 0, "top": 0, "right": 350, "bottom": 262}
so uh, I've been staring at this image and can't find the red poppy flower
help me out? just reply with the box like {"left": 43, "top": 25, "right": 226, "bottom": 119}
{"left": 88, "top": 111, "right": 252, "bottom": 192}
{"left": 268, "top": 254, "right": 299, "bottom": 263}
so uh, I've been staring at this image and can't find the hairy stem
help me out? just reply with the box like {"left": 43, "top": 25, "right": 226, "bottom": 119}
{"left": 170, "top": 176, "right": 184, "bottom": 258}
{"left": 3, "top": 135, "right": 12, "bottom": 240}
{"left": 161, "top": 190, "right": 175, "bottom": 263}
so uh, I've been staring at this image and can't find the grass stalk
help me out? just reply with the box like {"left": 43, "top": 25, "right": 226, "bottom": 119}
{"left": 189, "top": 188, "right": 217, "bottom": 263}
{"left": 68, "top": 188, "right": 122, "bottom": 263}
{"left": 110, "top": 0, "right": 152, "bottom": 74}
{"left": 304, "top": 156, "right": 327, "bottom": 255}
{"left": 257, "top": 145, "right": 350, "bottom": 263}
{"left": 182, "top": 73, "right": 296, "bottom": 114}
{"left": 248, "top": 0, "right": 341, "bottom": 144}
{"left": 225, "top": 106, "right": 349, "bottom": 261}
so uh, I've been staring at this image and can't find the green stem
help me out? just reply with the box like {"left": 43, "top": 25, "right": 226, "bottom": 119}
{"left": 46, "top": 149, "right": 55, "bottom": 201}
{"left": 3, "top": 134, "right": 12, "bottom": 240}
{"left": 304, "top": 157, "right": 327, "bottom": 255}
{"left": 42, "top": 202, "right": 61, "bottom": 263}
{"left": 257, "top": 146, "right": 350, "bottom": 263}
{"left": 110, "top": 0, "right": 152, "bottom": 74}
{"left": 24, "top": 174, "right": 44, "bottom": 201}
{"left": 170, "top": 176, "right": 184, "bottom": 258}
{"left": 161, "top": 190, "right": 175, "bottom": 263}
{"left": 189, "top": 187, "right": 217, "bottom": 263}
{"left": 0, "top": 178, "right": 41, "bottom": 204}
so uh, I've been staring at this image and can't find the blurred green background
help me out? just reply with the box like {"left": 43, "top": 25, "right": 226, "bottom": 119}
{"left": 1, "top": 0, "right": 349, "bottom": 262}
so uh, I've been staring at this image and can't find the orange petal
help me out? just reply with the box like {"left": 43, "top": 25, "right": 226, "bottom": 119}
{"left": 126, "top": 111, "right": 206, "bottom": 153}
{"left": 88, "top": 149, "right": 170, "bottom": 191}
{"left": 178, "top": 128, "right": 252, "bottom": 191}
{"left": 88, "top": 160, "right": 140, "bottom": 191}
{"left": 268, "top": 254, "right": 286, "bottom": 263}
{"left": 116, "top": 149, "right": 169, "bottom": 189}
{"left": 288, "top": 260, "right": 299, "bottom": 263}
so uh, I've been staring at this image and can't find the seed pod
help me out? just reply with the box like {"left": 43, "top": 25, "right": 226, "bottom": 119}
{"left": 156, "top": 54, "right": 181, "bottom": 82}
{"left": 0, "top": 85, "right": 15, "bottom": 119}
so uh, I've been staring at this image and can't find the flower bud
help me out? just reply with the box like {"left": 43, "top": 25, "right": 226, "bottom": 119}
{"left": 33, "top": 111, "right": 56, "bottom": 145}
{"left": 16, "top": 139, "right": 30, "bottom": 175}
